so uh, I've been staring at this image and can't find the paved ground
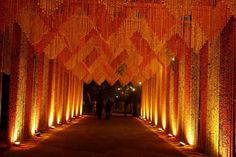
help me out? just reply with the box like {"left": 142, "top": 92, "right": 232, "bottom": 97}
{"left": 0, "top": 115, "right": 186, "bottom": 157}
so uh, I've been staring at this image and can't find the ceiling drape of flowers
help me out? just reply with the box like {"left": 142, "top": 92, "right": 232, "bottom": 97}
{"left": 0, "top": 0, "right": 234, "bottom": 85}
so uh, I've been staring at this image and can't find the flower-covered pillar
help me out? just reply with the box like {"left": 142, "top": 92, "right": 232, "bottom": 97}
{"left": 219, "top": 16, "right": 235, "bottom": 157}
{"left": 198, "top": 42, "right": 209, "bottom": 152}
{"left": 8, "top": 23, "right": 28, "bottom": 143}
{"left": 206, "top": 36, "right": 220, "bottom": 157}
{"left": 24, "top": 44, "right": 35, "bottom": 138}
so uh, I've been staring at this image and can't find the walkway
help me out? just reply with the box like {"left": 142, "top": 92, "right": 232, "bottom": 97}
{"left": 1, "top": 115, "right": 186, "bottom": 157}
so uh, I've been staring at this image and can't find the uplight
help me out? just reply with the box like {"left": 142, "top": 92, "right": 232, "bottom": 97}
{"left": 179, "top": 141, "right": 186, "bottom": 146}
{"left": 50, "top": 126, "right": 55, "bottom": 129}
{"left": 14, "top": 141, "right": 21, "bottom": 146}
{"left": 167, "top": 133, "right": 173, "bottom": 137}
{"left": 35, "top": 131, "right": 41, "bottom": 137}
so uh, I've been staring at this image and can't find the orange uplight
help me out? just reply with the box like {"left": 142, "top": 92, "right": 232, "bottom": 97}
{"left": 31, "top": 102, "right": 38, "bottom": 136}
{"left": 185, "top": 120, "right": 195, "bottom": 145}
{"left": 154, "top": 114, "right": 158, "bottom": 126}
{"left": 49, "top": 101, "right": 55, "bottom": 127}
{"left": 12, "top": 92, "right": 25, "bottom": 142}
{"left": 167, "top": 133, "right": 173, "bottom": 137}
{"left": 179, "top": 141, "right": 186, "bottom": 146}
{"left": 66, "top": 96, "right": 71, "bottom": 121}
{"left": 66, "top": 107, "right": 70, "bottom": 121}
{"left": 14, "top": 141, "right": 21, "bottom": 146}
{"left": 75, "top": 85, "right": 79, "bottom": 117}
{"left": 57, "top": 116, "right": 61, "bottom": 124}
{"left": 79, "top": 84, "right": 84, "bottom": 116}
{"left": 79, "top": 104, "right": 83, "bottom": 116}
{"left": 49, "top": 67, "right": 56, "bottom": 127}
{"left": 12, "top": 127, "right": 18, "bottom": 143}
{"left": 75, "top": 101, "right": 79, "bottom": 117}
{"left": 162, "top": 117, "right": 166, "bottom": 130}
{"left": 71, "top": 102, "right": 75, "bottom": 118}
{"left": 171, "top": 120, "right": 177, "bottom": 136}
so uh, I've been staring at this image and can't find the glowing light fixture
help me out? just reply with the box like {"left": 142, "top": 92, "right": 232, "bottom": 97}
{"left": 179, "top": 141, "right": 186, "bottom": 146}
{"left": 117, "top": 88, "right": 121, "bottom": 91}
{"left": 167, "top": 133, "right": 173, "bottom": 137}
{"left": 50, "top": 126, "right": 55, "bottom": 129}
{"left": 35, "top": 131, "right": 41, "bottom": 137}
{"left": 139, "top": 81, "right": 142, "bottom": 85}
{"left": 116, "top": 95, "right": 119, "bottom": 98}
{"left": 158, "top": 128, "right": 164, "bottom": 132}
{"left": 14, "top": 141, "right": 21, "bottom": 146}
{"left": 172, "top": 57, "right": 175, "bottom": 61}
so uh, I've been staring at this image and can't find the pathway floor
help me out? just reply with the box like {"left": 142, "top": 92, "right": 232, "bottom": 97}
{"left": 0, "top": 115, "right": 186, "bottom": 157}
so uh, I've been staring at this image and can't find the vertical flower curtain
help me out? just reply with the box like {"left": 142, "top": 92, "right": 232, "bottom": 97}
{"left": 0, "top": 0, "right": 234, "bottom": 85}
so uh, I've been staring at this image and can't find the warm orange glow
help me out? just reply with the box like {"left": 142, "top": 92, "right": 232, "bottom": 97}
{"left": 31, "top": 99, "right": 38, "bottom": 135}
{"left": 71, "top": 79, "right": 75, "bottom": 118}
{"left": 161, "top": 68, "right": 166, "bottom": 130}
{"left": 14, "top": 141, "right": 21, "bottom": 146}
{"left": 11, "top": 57, "right": 27, "bottom": 142}
{"left": 74, "top": 81, "right": 79, "bottom": 116}
{"left": 154, "top": 75, "right": 158, "bottom": 126}
{"left": 162, "top": 117, "right": 166, "bottom": 130}
{"left": 12, "top": 127, "right": 18, "bottom": 143}
{"left": 2, "top": 1, "right": 233, "bottom": 156}
{"left": 57, "top": 116, "right": 61, "bottom": 124}
{"left": 141, "top": 84, "right": 145, "bottom": 118}
{"left": 49, "top": 105, "right": 54, "bottom": 127}
{"left": 149, "top": 81, "right": 153, "bottom": 122}
{"left": 145, "top": 97, "right": 149, "bottom": 120}
{"left": 169, "top": 71, "right": 177, "bottom": 136}
{"left": 66, "top": 74, "right": 71, "bottom": 120}
{"left": 49, "top": 86, "right": 55, "bottom": 127}
{"left": 48, "top": 62, "right": 56, "bottom": 127}
{"left": 186, "top": 129, "right": 194, "bottom": 145}
{"left": 79, "top": 84, "right": 84, "bottom": 116}
{"left": 66, "top": 100, "right": 70, "bottom": 121}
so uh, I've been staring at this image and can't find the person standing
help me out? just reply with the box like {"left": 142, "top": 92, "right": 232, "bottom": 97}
{"left": 105, "top": 99, "right": 112, "bottom": 119}
{"left": 96, "top": 98, "right": 104, "bottom": 119}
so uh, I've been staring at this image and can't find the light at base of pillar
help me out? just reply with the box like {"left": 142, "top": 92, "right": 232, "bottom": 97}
{"left": 14, "top": 141, "right": 21, "bottom": 146}
{"left": 158, "top": 128, "right": 164, "bottom": 132}
{"left": 167, "top": 133, "right": 173, "bottom": 137}
{"left": 35, "top": 131, "right": 41, "bottom": 137}
{"left": 179, "top": 141, "right": 186, "bottom": 146}
{"left": 50, "top": 126, "right": 55, "bottom": 129}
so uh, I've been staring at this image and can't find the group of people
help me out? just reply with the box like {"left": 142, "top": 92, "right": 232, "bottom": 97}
{"left": 84, "top": 91, "right": 140, "bottom": 119}
{"left": 96, "top": 98, "right": 114, "bottom": 119}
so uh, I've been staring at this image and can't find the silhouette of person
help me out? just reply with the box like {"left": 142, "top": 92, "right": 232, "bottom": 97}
{"left": 105, "top": 99, "right": 112, "bottom": 119}
{"left": 96, "top": 97, "right": 104, "bottom": 119}
{"left": 124, "top": 95, "right": 131, "bottom": 116}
